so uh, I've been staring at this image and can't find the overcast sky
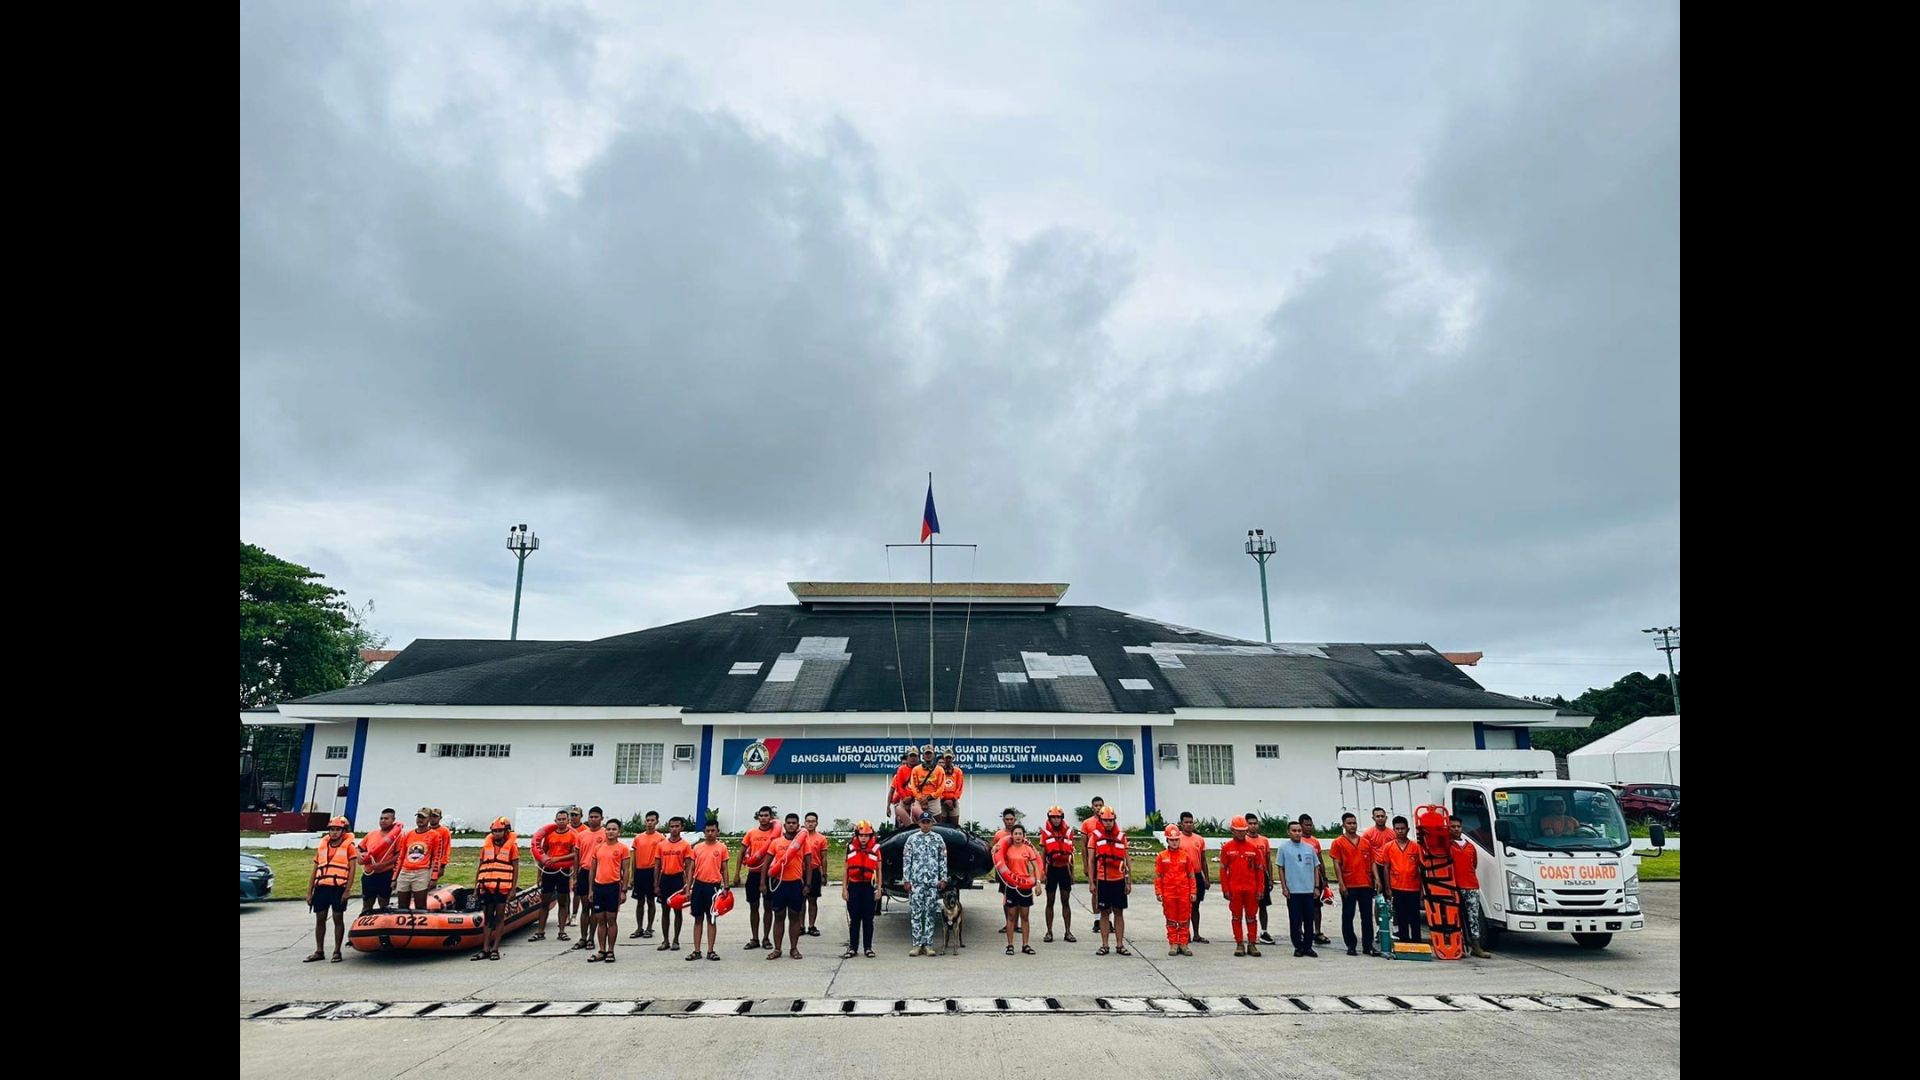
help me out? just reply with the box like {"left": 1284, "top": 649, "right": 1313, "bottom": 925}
{"left": 240, "top": 2, "right": 1679, "bottom": 700}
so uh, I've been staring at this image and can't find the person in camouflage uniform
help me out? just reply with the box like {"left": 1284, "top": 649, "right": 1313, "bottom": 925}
{"left": 902, "top": 810, "right": 949, "bottom": 956}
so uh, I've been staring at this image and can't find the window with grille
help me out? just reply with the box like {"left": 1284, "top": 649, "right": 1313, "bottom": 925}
{"left": 324, "top": 745, "right": 349, "bottom": 760}
{"left": 773, "top": 774, "right": 847, "bottom": 784}
{"left": 431, "top": 744, "right": 511, "bottom": 758}
{"left": 1254, "top": 744, "right": 1278, "bottom": 759}
{"left": 1187, "top": 744, "right": 1234, "bottom": 785}
{"left": 615, "top": 743, "right": 664, "bottom": 784}
{"left": 1010, "top": 774, "right": 1082, "bottom": 784}
{"left": 570, "top": 743, "right": 594, "bottom": 758}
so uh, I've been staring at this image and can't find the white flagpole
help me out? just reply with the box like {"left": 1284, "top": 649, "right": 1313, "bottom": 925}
{"left": 928, "top": 472, "right": 935, "bottom": 756}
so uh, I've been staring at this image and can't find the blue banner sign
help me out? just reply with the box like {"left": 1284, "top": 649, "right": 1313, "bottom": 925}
{"left": 721, "top": 737, "right": 1132, "bottom": 776}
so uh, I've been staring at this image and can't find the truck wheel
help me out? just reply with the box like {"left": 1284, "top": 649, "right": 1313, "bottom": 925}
{"left": 1572, "top": 933, "right": 1612, "bottom": 949}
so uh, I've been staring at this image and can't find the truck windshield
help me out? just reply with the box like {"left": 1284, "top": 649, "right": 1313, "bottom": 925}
{"left": 1491, "top": 787, "right": 1630, "bottom": 852}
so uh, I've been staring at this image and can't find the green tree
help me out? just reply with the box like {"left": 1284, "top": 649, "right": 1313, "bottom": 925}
{"left": 240, "top": 543, "right": 380, "bottom": 706}
{"left": 240, "top": 544, "right": 383, "bottom": 803}
{"left": 1528, "top": 670, "right": 1681, "bottom": 757}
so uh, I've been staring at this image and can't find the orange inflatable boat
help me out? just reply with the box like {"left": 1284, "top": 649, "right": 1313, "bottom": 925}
{"left": 349, "top": 885, "right": 543, "bottom": 954}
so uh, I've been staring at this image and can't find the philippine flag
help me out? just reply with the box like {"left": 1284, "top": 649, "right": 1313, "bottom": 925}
{"left": 920, "top": 481, "right": 941, "bottom": 543}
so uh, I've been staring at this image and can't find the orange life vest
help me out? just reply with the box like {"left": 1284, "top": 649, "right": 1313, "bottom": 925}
{"left": 845, "top": 839, "right": 881, "bottom": 884}
{"left": 477, "top": 833, "right": 518, "bottom": 895}
{"left": 1091, "top": 828, "right": 1128, "bottom": 881}
{"left": 1039, "top": 822, "right": 1076, "bottom": 867}
{"left": 313, "top": 835, "right": 356, "bottom": 887}
{"left": 939, "top": 767, "right": 962, "bottom": 799}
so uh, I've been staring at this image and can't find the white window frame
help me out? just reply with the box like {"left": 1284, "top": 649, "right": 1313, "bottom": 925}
{"left": 1254, "top": 744, "right": 1279, "bottom": 759}
{"left": 570, "top": 743, "right": 594, "bottom": 758}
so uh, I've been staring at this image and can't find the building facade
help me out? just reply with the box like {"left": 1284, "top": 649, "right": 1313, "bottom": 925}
{"left": 269, "top": 583, "right": 1578, "bottom": 831}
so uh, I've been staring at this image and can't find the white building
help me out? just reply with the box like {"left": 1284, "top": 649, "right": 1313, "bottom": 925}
{"left": 265, "top": 583, "right": 1586, "bottom": 832}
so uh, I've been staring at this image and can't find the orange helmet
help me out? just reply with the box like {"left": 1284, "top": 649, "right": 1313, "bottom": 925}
{"left": 1098, "top": 806, "right": 1117, "bottom": 821}
{"left": 1230, "top": 816, "right": 1249, "bottom": 830}
{"left": 1164, "top": 825, "right": 1181, "bottom": 841}
{"left": 327, "top": 816, "right": 348, "bottom": 829}
{"left": 854, "top": 819, "right": 874, "bottom": 833}
{"left": 1047, "top": 806, "right": 1065, "bottom": 817}
{"left": 490, "top": 816, "right": 511, "bottom": 830}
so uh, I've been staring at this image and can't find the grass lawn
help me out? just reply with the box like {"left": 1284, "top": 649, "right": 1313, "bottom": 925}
{"left": 1636, "top": 848, "right": 1679, "bottom": 881}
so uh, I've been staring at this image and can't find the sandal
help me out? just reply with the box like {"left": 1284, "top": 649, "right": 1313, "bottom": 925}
{"left": 606, "top": 953, "right": 616, "bottom": 963}
{"left": 490, "top": 951, "right": 501, "bottom": 960}
{"left": 470, "top": 952, "right": 487, "bottom": 961}
{"left": 657, "top": 941, "right": 674, "bottom": 951}
{"left": 864, "top": 950, "right": 875, "bottom": 959}
{"left": 331, "top": 953, "right": 343, "bottom": 963}
{"left": 526, "top": 932, "right": 546, "bottom": 942}
{"left": 790, "top": 950, "right": 803, "bottom": 960}
{"left": 1095, "top": 946, "right": 1110, "bottom": 956}
{"left": 1022, "top": 945, "right": 1036, "bottom": 955}
{"left": 685, "top": 951, "right": 701, "bottom": 961}
{"left": 1043, "top": 931, "right": 1054, "bottom": 943}
{"left": 1116, "top": 946, "right": 1131, "bottom": 956}
{"left": 767, "top": 950, "right": 782, "bottom": 961}
{"left": 303, "top": 951, "right": 325, "bottom": 963}
{"left": 842, "top": 949, "right": 858, "bottom": 959}
{"left": 1006, "top": 945, "right": 1016, "bottom": 955}
{"left": 588, "top": 952, "right": 606, "bottom": 963}
{"left": 1064, "top": 932, "right": 1077, "bottom": 943}
{"left": 708, "top": 951, "right": 720, "bottom": 961}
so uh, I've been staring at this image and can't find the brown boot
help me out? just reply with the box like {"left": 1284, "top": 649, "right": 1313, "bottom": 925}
{"left": 1472, "top": 946, "right": 1492, "bottom": 958}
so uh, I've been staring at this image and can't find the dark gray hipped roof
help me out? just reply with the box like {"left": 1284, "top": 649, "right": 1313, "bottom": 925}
{"left": 297, "top": 605, "right": 1545, "bottom": 716}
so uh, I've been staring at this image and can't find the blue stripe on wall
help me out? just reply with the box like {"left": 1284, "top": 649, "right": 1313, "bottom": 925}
{"left": 696, "top": 724, "right": 715, "bottom": 827}
{"left": 293, "top": 724, "right": 316, "bottom": 812}
{"left": 1516, "top": 727, "right": 1532, "bottom": 749}
{"left": 1473, "top": 722, "right": 1486, "bottom": 750}
{"left": 1141, "top": 726, "right": 1157, "bottom": 818}
{"left": 344, "top": 717, "right": 370, "bottom": 826}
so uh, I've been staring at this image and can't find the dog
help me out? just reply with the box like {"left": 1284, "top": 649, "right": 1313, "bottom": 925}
{"left": 937, "top": 884, "right": 965, "bottom": 954}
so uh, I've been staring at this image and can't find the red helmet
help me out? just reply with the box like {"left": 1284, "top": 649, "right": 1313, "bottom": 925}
{"left": 667, "top": 890, "right": 690, "bottom": 910}
{"left": 714, "top": 888, "right": 736, "bottom": 917}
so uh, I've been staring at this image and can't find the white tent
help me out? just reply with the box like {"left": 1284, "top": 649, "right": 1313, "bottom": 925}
{"left": 1567, "top": 714, "right": 1680, "bottom": 785}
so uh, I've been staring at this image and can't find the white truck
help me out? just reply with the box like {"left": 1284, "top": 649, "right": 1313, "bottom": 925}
{"left": 1335, "top": 749, "right": 1667, "bottom": 949}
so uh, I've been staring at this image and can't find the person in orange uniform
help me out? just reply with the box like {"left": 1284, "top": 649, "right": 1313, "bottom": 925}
{"left": 1297, "top": 814, "right": 1333, "bottom": 946}
{"left": 991, "top": 807, "right": 1019, "bottom": 935}
{"left": 841, "top": 820, "right": 882, "bottom": 959}
{"left": 936, "top": 751, "right": 964, "bottom": 825}
{"left": 626, "top": 811, "right": 664, "bottom": 942}
{"left": 1218, "top": 816, "right": 1266, "bottom": 957}
{"left": 426, "top": 808, "right": 452, "bottom": 887}
{"left": 1449, "top": 816, "right": 1491, "bottom": 958}
{"left": 1363, "top": 807, "right": 1395, "bottom": 854}
{"left": 731, "top": 805, "right": 779, "bottom": 950}
{"left": 999, "top": 823, "right": 1040, "bottom": 955}
{"left": 889, "top": 750, "right": 919, "bottom": 826}
{"left": 395, "top": 809, "right": 438, "bottom": 912}
{"left": 1329, "top": 812, "right": 1379, "bottom": 956}
{"left": 655, "top": 816, "right": 694, "bottom": 953}
{"left": 528, "top": 809, "right": 577, "bottom": 942}
{"left": 1088, "top": 806, "right": 1131, "bottom": 956}
{"left": 1537, "top": 797, "right": 1582, "bottom": 837}
{"left": 763, "top": 813, "right": 809, "bottom": 961}
{"left": 1037, "top": 807, "right": 1078, "bottom": 944}
{"left": 1080, "top": 796, "right": 1111, "bottom": 936}
{"left": 1153, "top": 825, "right": 1194, "bottom": 956}
{"left": 358, "top": 807, "right": 402, "bottom": 916}
{"left": 686, "top": 819, "right": 731, "bottom": 961}
{"left": 1245, "top": 813, "right": 1276, "bottom": 946}
{"left": 911, "top": 749, "right": 946, "bottom": 820}
{"left": 1374, "top": 815, "right": 1423, "bottom": 944}
{"left": 472, "top": 817, "right": 518, "bottom": 962}
{"left": 1176, "top": 812, "right": 1211, "bottom": 945}
{"left": 586, "top": 818, "right": 630, "bottom": 962}
{"left": 571, "top": 807, "right": 606, "bottom": 950}
{"left": 304, "top": 816, "right": 357, "bottom": 963}
{"left": 802, "top": 811, "right": 829, "bottom": 937}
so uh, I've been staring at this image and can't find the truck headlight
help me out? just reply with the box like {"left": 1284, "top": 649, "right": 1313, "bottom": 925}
{"left": 1624, "top": 874, "right": 1639, "bottom": 897}
{"left": 1506, "top": 871, "right": 1535, "bottom": 894}
{"left": 1511, "top": 893, "right": 1537, "bottom": 913}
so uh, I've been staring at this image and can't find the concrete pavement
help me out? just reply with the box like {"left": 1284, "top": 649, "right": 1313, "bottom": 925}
{"left": 242, "top": 882, "right": 1678, "bottom": 1009}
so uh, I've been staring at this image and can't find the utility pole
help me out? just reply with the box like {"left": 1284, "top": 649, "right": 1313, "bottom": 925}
{"left": 1244, "top": 529, "right": 1277, "bottom": 643}
{"left": 507, "top": 524, "right": 540, "bottom": 640}
{"left": 1642, "top": 626, "right": 1680, "bottom": 714}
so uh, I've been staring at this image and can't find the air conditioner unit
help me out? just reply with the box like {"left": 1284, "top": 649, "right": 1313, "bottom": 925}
{"left": 674, "top": 744, "right": 696, "bottom": 763}
{"left": 1157, "top": 744, "right": 1179, "bottom": 761}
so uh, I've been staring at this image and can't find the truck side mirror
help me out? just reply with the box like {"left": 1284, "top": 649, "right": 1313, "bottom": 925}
{"left": 1648, "top": 824, "right": 1666, "bottom": 848}
{"left": 1495, "top": 820, "right": 1513, "bottom": 845}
